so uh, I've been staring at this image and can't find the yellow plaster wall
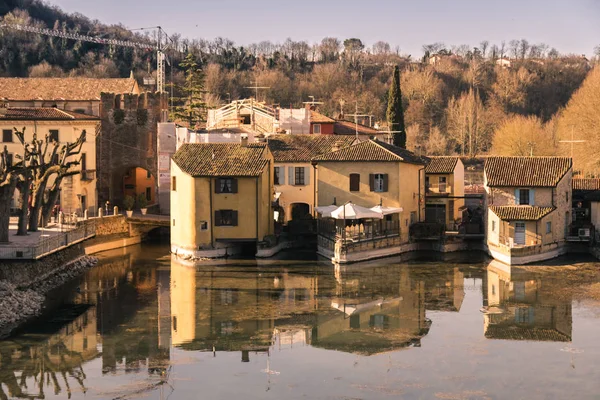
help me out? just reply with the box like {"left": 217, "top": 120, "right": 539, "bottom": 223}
{"left": 274, "top": 162, "right": 314, "bottom": 221}
{"left": 170, "top": 161, "right": 201, "bottom": 250}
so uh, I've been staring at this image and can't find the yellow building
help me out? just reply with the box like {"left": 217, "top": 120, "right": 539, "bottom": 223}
{"left": 0, "top": 107, "right": 100, "bottom": 215}
{"left": 314, "top": 139, "right": 427, "bottom": 241}
{"left": 425, "top": 157, "right": 465, "bottom": 230}
{"left": 267, "top": 134, "right": 354, "bottom": 222}
{"left": 170, "top": 141, "right": 274, "bottom": 258}
{"left": 485, "top": 157, "right": 573, "bottom": 265}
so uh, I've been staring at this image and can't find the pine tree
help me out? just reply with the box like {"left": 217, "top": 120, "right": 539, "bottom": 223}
{"left": 386, "top": 65, "right": 406, "bottom": 148}
{"left": 170, "top": 53, "right": 207, "bottom": 128}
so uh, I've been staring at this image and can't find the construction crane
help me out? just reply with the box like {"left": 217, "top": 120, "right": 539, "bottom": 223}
{"left": 0, "top": 23, "right": 174, "bottom": 93}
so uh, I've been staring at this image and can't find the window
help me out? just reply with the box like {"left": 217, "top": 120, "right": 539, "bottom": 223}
{"left": 2, "top": 129, "right": 12, "bottom": 142}
{"left": 349, "top": 173, "right": 360, "bottom": 192}
{"left": 215, "top": 210, "right": 238, "bottom": 226}
{"left": 171, "top": 176, "right": 176, "bottom": 191}
{"left": 145, "top": 187, "right": 151, "bottom": 202}
{"left": 49, "top": 130, "right": 59, "bottom": 142}
{"left": 147, "top": 170, "right": 152, "bottom": 179}
{"left": 425, "top": 176, "right": 430, "bottom": 192}
{"left": 438, "top": 176, "right": 447, "bottom": 193}
{"left": 370, "top": 173, "right": 388, "bottom": 192}
{"left": 313, "top": 124, "right": 321, "bottom": 134}
{"left": 200, "top": 221, "right": 208, "bottom": 231}
{"left": 294, "top": 167, "right": 305, "bottom": 186}
{"left": 73, "top": 108, "right": 86, "bottom": 114}
{"left": 80, "top": 153, "right": 87, "bottom": 171}
{"left": 274, "top": 167, "right": 281, "bottom": 185}
{"left": 546, "top": 221, "right": 552, "bottom": 234}
{"left": 519, "top": 189, "right": 530, "bottom": 205}
{"left": 566, "top": 191, "right": 569, "bottom": 202}
{"left": 492, "top": 220, "right": 496, "bottom": 232}
{"left": 215, "top": 178, "right": 237, "bottom": 193}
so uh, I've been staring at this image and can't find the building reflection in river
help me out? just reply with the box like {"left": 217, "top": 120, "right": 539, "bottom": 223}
{"left": 482, "top": 261, "right": 572, "bottom": 342}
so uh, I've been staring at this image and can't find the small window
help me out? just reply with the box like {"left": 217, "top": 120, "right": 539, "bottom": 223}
{"left": 145, "top": 187, "right": 151, "bottom": 202}
{"left": 81, "top": 153, "right": 87, "bottom": 171}
{"left": 2, "top": 129, "right": 12, "bottom": 142}
{"left": 546, "top": 221, "right": 552, "bottom": 234}
{"left": 294, "top": 167, "right": 305, "bottom": 186}
{"left": 492, "top": 220, "right": 496, "bottom": 232}
{"left": 274, "top": 167, "right": 281, "bottom": 185}
{"left": 73, "top": 108, "right": 86, "bottom": 114}
{"left": 215, "top": 210, "right": 238, "bottom": 226}
{"left": 200, "top": 221, "right": 208, "bottom": 230}
{"left": 373, "top": 173, "right": 386, "bottom": 192}
{"left": 313, "top": 124, "right": 321, "bottom": 134}
{"left": 438, "top": 176, "right": 447, "bottom": 193}
{"left": 49, "top": 129, "right": 59, "bottom": 142}
{"left": 519, "top": 189, "right": 530, "bottom": 205}
{"left": 349, "top": 173, "right": 360, "bottom": 192}
{"left": 216, "top": 178, "right": 237, "bottom": 193}
{"left": 171, "top": 176, "right": 176, "bottom": 191}
{"left": 147, "top": 170, "right": 152, "bottom": 179}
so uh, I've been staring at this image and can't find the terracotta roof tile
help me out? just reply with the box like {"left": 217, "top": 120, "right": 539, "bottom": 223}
{"left": 310, "top": 110, "right": 335, "bottom": 123}
{"left": 0, "top": 77, "right": 139, "bottom": 101}
{"left": 425, "top": 157, "right": 459, "bottom": 174}
{"left": 489, "top": 205, "right": 555, "bottom": 221}
{"left": 485, "top": 157, "right": 572, "bottom": 187}
{"left": 572, "top": 178, "right": 600, "bottom": 191}
{"left": 172, "top": 143, "right": 269, "bottom": 177}
{"left": 485, "top": 326, "right": 570, "bottom": 342}
{"left": 0, "top": 108, "right": 99, "bottom": 121}
{"left": 267, "top": 134, "right": 354, "bottom": 162}
{"left": 312, "top": 139, "right": 428, "bottom": 165}
{"left": 333, "top": 120, "right": 379, "bottom": 135}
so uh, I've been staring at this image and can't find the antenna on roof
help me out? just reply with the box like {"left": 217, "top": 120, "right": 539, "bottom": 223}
{"left": 244, "top": 79, "right": 270, "bottom": 101}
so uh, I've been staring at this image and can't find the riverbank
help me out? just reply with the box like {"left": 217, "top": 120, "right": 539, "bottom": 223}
{"left": 0, "top": 248, "right": 97, "bottom": 339}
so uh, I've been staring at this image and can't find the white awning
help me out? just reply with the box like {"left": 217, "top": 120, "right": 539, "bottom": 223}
{"left": 315, "top": 204, "right": 338, "bottom": 217}
{"left": 370, "top": 205, "right": 403, "bottom": 215}
{"left": 330, "top": 202, "right": 384, "bottom": 220}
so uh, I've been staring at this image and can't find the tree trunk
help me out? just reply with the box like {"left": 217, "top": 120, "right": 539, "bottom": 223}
{"left": 16, "top": 178, "right": 31, "bottom": 236}
{"left": 41, "top": 181, "right": 62, "bottom": 228}
{"left": 28, "top": 181, "right": 47, "bottom": 232}
{"left": 0, "top": 179, "right": 16, "bottom": 243}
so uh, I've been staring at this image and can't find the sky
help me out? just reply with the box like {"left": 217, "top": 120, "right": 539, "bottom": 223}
{"left": 48, "top": 0, "right": 600, "bottom": 57}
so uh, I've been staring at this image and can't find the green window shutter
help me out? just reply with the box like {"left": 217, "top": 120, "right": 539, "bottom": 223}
{"left": 529, "top": 189, "right": 535, "bottom": 205}
{"left": 288, "top": 166, "right": 295, "bottom": 186}
{"left": 232, "top": 210, "right": 238, "bottom": 226}
{"left": 231, "top": 178, "right": 238, "bottom": 193}
{"left": 515, "top": 189, "right": 520, "bottom": 204}
{"left": 369, "top": 174, "right": 375, "bottom": 192}
{"left": 382, "top": 174, "right": 389, "bottom": 192}
{"left": 304, "top": 167, "right": 310, "bottom": 186}
{"left": 215, "top": 210, "right": 222, "bottom": 226}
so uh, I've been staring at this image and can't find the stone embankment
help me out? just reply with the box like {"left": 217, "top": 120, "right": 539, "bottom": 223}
{"left": 0, "top": 245, "right": 97, "bottom": 339}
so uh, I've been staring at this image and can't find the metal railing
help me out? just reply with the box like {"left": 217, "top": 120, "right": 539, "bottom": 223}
{"left": 318, "top": 219, "right": 400, "bottom": 242}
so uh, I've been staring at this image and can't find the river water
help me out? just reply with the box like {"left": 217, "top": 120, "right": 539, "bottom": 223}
{"left": 1, "top": 242, "right": 600, "bottom": 399}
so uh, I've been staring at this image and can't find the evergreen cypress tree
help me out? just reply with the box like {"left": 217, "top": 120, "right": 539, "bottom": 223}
{"left": 386, "top": 65, "right": 406, "bottom": 148}
{"left": 170, "top": 53, "right": 207, "bottom": 128}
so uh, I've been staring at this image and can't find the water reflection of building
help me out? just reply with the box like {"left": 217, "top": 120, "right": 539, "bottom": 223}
{"left": 0, "top": 306, "right": 98, "bottom": 399}
{"left": 423, "top": 266, "right": 465, "bottom": 312}
{"left": 482, "top": 262, "right": 572, "bottom": 342}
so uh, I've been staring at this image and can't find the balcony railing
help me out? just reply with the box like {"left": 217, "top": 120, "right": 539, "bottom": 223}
{"left": 80, "top": 170, "right": 96, "bottom": 181}
{"left": 318, "top": 219, "right": 400, "bottom": 242}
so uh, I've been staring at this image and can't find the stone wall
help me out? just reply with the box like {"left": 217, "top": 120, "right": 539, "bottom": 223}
{"left": 94, "top": 215, "right": 129, "bottom": 236}
{"left": 97, "top": 91, "right": 168, "bottom": 210}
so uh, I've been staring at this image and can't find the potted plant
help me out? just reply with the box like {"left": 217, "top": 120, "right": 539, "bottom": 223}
{"left": 123, "top": 195, "right": 135, "bottom": 217}
{"left": 137, "top": 192, "right": 148, "bottom": 215}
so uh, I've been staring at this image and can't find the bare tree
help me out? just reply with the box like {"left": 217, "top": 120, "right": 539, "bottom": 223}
{"left": 480, "top": 40, "right": 489, "bottom": 59}
{"left": 519, "top": 39, "right": 530, "bottom": 60}
{"left": 509, "top": 40, "right": 520, "bottom": 59}
{"left": 500, "top": 41, "right": 506, "bottom": 59}
{"left": 0, "top": 146, "right": 21, "bottom": 242}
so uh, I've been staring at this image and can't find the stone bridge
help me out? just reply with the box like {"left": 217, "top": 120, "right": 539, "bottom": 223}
{"left": 126, "top": 214, "right": 170, "bottom": 237}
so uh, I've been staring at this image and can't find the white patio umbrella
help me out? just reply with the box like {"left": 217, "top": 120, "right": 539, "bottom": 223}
{"left": 330, "top": 202, "right": 384, "bottom": 220}
{"left": 315, "top": 205, "right": 339, "bottom": 217}
{"left": 370, "top": 205, "right": 403, "bottom": 215}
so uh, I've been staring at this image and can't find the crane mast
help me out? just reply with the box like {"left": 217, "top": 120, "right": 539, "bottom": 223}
{"left": 0, "top": 23, "right": 171, "bottom": 93}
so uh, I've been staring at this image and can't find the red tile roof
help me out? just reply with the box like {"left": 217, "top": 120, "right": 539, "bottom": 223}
{"left": 310, "top": 110, "right": 335, "bottom": 123}
{"left": 313, "top": 139, "right": 427, "bottom": 165}
{"left": 489, "top": 206, "right": 555, "bottom": 221}
{"left": 572, "top": 178, "right": 600, "bottom": 191}
{"left": 333, "top": 120, "right": 380, "bottom": 135}
{"left": 267, "top": 134, "right": 354, "bottom": 162}
{"left": 485, "top": 157, "right": 572, "bottom": 187}
{"left": 172, "top": 143, "right": 269, "bottom": 177}
{"left": 425, "top": 157, "right": 459, "bottom": 174}
{"left": 0, "top": 108, "right": 99, "bottom": 121}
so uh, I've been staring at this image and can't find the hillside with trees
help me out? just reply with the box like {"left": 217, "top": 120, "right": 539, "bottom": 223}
{"left": 1, "top": 1, "right": 599, "bottom": 167}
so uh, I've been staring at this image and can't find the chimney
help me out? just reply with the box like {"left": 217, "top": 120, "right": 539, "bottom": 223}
{"left": 332, "top": 140, "right": 344, "bottom": 152}
{"left": 240, "top": 133, "right": 249, "bottom": 147}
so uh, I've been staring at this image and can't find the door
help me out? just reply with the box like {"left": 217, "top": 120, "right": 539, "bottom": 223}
{"left": 425, "top": 204, "right": 446, "bottom": 225}
{"left": 514, "top": 222, "right": 526, "bottom": 245}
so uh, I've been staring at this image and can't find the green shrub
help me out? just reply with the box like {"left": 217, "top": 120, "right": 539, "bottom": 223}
{"left": 113, "top": 109, "right": 125, "bottom": 124}
{"left": 136, "top": 192, "right": 148, "bottom": 209}
{"left": 123, "top": 195, "right": 135, "bottom": 211}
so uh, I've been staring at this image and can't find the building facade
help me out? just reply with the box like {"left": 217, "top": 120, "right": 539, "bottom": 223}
{"left": 0, "top": 107, "right": 100, "bottom": 215}
{"left": 170, "top": 141, "right": 274, "bottom": 258}
{"left": 425, "top": 157, "right": 465, "bottom": 230}
{"left": 484, "top": 157, "right": 573, "bottom": 265}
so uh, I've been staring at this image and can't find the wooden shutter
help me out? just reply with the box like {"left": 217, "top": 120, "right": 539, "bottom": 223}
{"left": 279, "top": 167, "right": 285, "bottom": 185}
{"left": 350, "top": 174, "right": 360, "bottom": 191}
{"left": 215, "top": 179, "right": 221, "bottom": 193}
{"left": 369, "top": 174, "right": 375, "bottom": 191}
{"left": 81, "top": 153, "right": 87, "bottom": 171}
{"left": 529, "top": 189, "right": 535, "bottom": 205}
{"left": 214, "top": 210, "right": 222, "bottom": 226}
{"left": 382, "top": 174, "right": 389, "bottom": 192}
{"left": 231, "top": 178, "right": 238, "bottom": 193}
{"left": 288, "top": 167, "right": 295, "bottom": 186}
{"left": 232, "top": 210, "right": 238, "bottom": 226}
{"left": 304, "top": 167, "right": 310, "bottom": 186}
